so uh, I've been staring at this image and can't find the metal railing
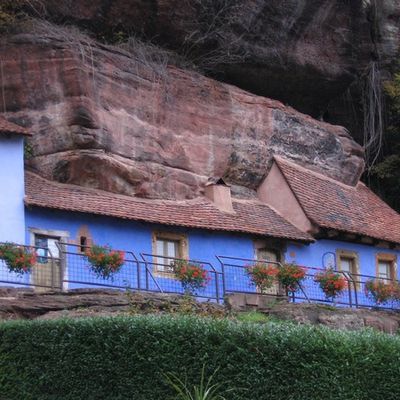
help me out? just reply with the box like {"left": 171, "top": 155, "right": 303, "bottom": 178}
{"left": 349, "top": 273, "right": 400, "bottom": 310}
{"left": 290, "top": 266, "right": 354, "bottom": 307}
{"left": 57, "top": 243, "right": 143, "bottom": 290}
{"left": 1, "top": 242, "right": 400, "bottom": 310}
{"left": 216, "top": 255, "right": 285, "bottom": 298}
{"left": 216, "top": 255, "right": 356, "bottom": 307}
{"left": 0, "top": 242, "right": 60, "bottom": 290}
{"left": 140, "top": 253, "right": 223, "bottom": 303}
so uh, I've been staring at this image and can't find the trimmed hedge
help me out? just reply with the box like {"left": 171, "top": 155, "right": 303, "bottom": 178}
{"left": 1, "top": 316, "right": 400, "bottom": 399}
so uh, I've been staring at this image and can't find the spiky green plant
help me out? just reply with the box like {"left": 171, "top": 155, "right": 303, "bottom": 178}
{"left": 165, "top": 365, "right": 232, "bottom": 400}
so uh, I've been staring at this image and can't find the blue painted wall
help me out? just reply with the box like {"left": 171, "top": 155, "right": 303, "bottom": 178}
{"left": 24, "top": 207, "right": 255, "bottom": 298}
{"left": 0, "top": 135, "right": 27, "bottom": 287}
{"left": 0, "top": 135, "right": 25, "bottom": 243}
{"left": 286, "top": 239, "right": 400, "bottom": 307}
{"left": 286, "top": 239, "right": 400, "bottom": 278}
{"left": 0, "top": 205, "right": 394, "bottom": 307}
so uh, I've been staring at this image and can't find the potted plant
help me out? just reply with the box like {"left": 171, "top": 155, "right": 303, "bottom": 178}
{"left": 0, "top": 243, "right": 37, "bottom": 274}
{"left": 172, "top": 261, "right": 210, "bottom": 294}
{"left": 85, "top": 245, "right": 125, "bottom": 279}
{"left": 277, "top": 262, "right": 306, "bottom": 293}
{"left": 246, "top": 262, "right": 278, "bottom": 292}
{"left": 365, "top": 280, "right": 394, "bottom": 305}
{"left": 314, "top": 268, "right": 347, "bottom": 301}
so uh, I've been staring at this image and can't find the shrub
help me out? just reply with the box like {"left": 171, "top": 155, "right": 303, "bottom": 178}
{"left": 1, "top": 315, "right": 400, "bottom": 400}
{"left": 0, "top": 243, "right": 36, "bottom": 274}
{"left": 314, "top": 269, "right": 347, "bottom": 300}
{"left": 165, "top": 365, "right": 231, "bottom": 400}
{"left": 277, "top": 263, "right": 306, "bottom": 293}
{"left": 365, "top": 280, "right": 394, "bottom": 305}
{"left": 85, "top": 244, "right": 125, "bottom": 279}
{"left": 172, "top": 261, "right": 210, "bottom": 294}
{"left": 246, "top": 262, "right": 278, "bottom": 292}
{"left": 235, "top": 311, "right": 269, "bottom": 324}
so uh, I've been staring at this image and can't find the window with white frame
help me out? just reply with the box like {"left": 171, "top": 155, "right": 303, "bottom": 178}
{"left": 152, "top": 232, "right": 188, "bottom": 275}
{"left": 376, "top": 253, "right": 397, "bottom": 283}
{"left": 336, "top": 250, "right": 360, "bottom": 289}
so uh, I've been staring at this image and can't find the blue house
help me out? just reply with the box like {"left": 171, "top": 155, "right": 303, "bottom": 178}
{"left": 1, "top": 116, "right": 400, "bottom": 307}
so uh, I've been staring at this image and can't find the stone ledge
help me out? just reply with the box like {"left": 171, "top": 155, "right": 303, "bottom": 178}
{"left": 0, "top": 288, "right": 226, "bottom": 320}
{"left": 226, "top": 293, "right": 400, "bottom": 334}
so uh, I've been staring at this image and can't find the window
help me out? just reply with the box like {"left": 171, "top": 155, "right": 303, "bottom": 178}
{"left": 80, "top": 236, "right": 87, "bottom": 253}
{"left": 29, "top": 228, "right": 69, "bottom": 291}
{"left": 152, "top": 232, "right": 188, "bottom": 275}
{"left": 336, "top": 250, "right": 360, "bottom": 289}
{"left": 257, "top": 248, "right": 280, "bottom": 263}
{"left": 77, "top": 225, "right": 92, "bottom": 253}
{"left": 254, "top": 239, "right": 283, "bottom": 264}
{"left": 376, "top": 253, "right": 397, "bottom": 283}
{"left": 339, "top": 257, "right": 355, "bottom": 274}
{"left": 35, "top": 234, "right": 60, "bottom": 263}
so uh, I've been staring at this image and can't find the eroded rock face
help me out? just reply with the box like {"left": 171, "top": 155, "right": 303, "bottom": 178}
{"left": 225, "top": 294, "right": 400, "bottom": 334}
{"left": 0, "top": 30, "right": 364, "bottom": 199}
{"left": 28, "top": 0, "right": 400, "bottom": 122}
{"left": 0, "top": 288, "right": 227, "bottom": 320}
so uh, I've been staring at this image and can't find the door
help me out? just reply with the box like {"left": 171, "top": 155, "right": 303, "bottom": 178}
{"left": 256, "top": 248, "right": 280, "bottom": 295}
{"left": 32, "top": 235, "right": 62, "bottom": 291}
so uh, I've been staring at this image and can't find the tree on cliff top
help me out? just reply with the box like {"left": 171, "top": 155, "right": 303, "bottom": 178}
{"left": 369, "top": 70, "right": 400, "bottom": 212}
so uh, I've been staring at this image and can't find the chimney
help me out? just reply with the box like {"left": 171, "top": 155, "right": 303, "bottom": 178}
{"left": 204, "top": 178, "right": 235, "bottom": 213}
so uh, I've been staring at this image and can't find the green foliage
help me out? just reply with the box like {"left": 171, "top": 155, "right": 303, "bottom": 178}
{"left": 0, "top": 242, "right": 36, "bottom": 274}
{"left": 24, "top": 140, "right": 34, "bottom": 160}
{"left": 314, "top": 269, "right": 347, "bottom": 300}
{"left": 369, "top": 68, "right": 400, "bottom": 211}
{"left": 276, "top": 263, "right": 306, "bottom": 293}
{"left": 85, "top": 244, "right": 125, "bottom": 280}
{"left": 246, "top": 262, "right": 278, "bottom": 292}
{"left": 1, "top": 315, "right": 400, "bottom": 399}
{"left": 365, "top": 280, "right": 396, "bottom": 305}
{"left": 0, "top": 0, "right": 29, "bottom": 33}
{"left": 165, "top": 365, "right": 232, "bottom": 400}
{"left": 172, "top": 261, "right": 210, "bottom": 294}
{"left": 235, "top": 310, "right": 269, "bottom": 324}
{"left": 384, "top": 73, "right": 400, "bottom": 116}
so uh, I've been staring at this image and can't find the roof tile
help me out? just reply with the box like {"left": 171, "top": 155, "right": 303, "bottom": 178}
{"left": 276, "top": 157, "right": 400, "bottom": 244}
{"left": 0, "top": 116, "right": 30, "bottom": 136}
{"left": 25, "top": 172, "right": 313, "bottom": 242}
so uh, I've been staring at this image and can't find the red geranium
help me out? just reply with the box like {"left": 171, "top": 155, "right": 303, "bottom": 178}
{"left": 0, "top": 243, "right": 37, "bottom": 274}
{"left": 277, "top": 263, "right": 306, "bottom": 293}
{"left": 172, "top": 261, "right": 210, "bottom": 294}
{"left": 365, "top": 280, "right": 394, "bottom": 305}
{"left": 314, "top": 268, "right": 347, "bottom": 300}
{"left": 86, "top": 245, "right": 125, "bottom": 279}
{"left": 246, "top": 263, "right": 279, "bottom": 292}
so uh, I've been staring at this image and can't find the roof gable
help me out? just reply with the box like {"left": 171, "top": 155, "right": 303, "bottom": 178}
{"left": 258, "top": 162, "right": 314, "bottom": 233}
{"left": 275, "top": 157, "right": 400, "bottom": 245}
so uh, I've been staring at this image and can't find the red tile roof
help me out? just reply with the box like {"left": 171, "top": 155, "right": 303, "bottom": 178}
{"left": 0, "top": 117, "right": 30, "bottom": 136}
{"left": 24, "top": 172, "right": 313, "bottom": 242}
{"left": 276, "top": 157, "right": 400, "bottom": 245}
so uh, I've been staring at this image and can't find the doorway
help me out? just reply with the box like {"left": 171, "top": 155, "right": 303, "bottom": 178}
{"left": 256, "top": 246, "right": 281, "bottom": 296}
{"left": 30, "top": 230, "right": 68, "bottom": 291}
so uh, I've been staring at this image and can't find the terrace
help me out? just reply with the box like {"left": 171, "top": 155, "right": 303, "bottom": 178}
{"left": 0, "top": 242, "right": 397, "bottom": 310}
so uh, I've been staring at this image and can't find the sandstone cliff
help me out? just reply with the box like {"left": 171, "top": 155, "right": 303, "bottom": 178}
{"left": 1, "top": 24, "right": 364, "bottom": 199}
{"left": 23, "top": 0, "right": 400, "bottom": 131}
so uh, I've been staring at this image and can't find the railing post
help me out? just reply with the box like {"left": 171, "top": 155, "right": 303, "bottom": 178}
{"left": 215, "top": 256, "right": 226, "bottom": 297}
{"left": 137, "top": 257, "right": 141, "bottom": 290}
{"left": 56, "top": 241, "right": 65, "bottom": 291}
{"left": 214, "top": 271, "right": 220, "bottom": 304}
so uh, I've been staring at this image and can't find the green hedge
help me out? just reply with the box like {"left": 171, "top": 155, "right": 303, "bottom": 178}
{"left": 1, "top": 316, "right": 400, "bottom": 400}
